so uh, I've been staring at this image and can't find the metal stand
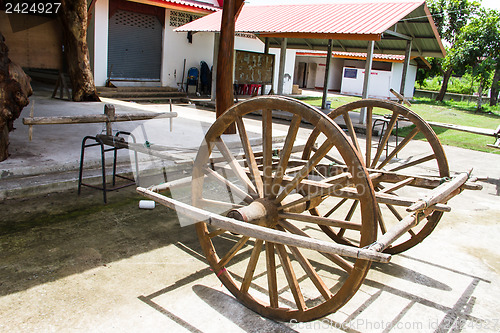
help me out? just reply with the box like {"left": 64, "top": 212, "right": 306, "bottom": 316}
{"left": 78, "top": 131, "right": 139, "bottom": 203}
{"left": 372, "top": 114, "right": 406, "bottom": 159}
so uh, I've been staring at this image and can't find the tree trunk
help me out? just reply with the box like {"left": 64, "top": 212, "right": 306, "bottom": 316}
{"left": 436, "top": 67, "right": 452, "bottom": 102}
{"left": 59, "top": 0, "right": 100, "bottom": 102}
{"left": 0, "top": 33, "right": 33, "bottom": 162}
{"left": 490, "top": 62, "right": 500, "bottom": 106}
{"left": 477, "top": 78, "right": 483, "bottom": 112}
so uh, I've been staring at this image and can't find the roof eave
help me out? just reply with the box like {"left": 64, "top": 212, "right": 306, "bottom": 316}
{"left": 422, "top": 2, "right": 446, "bottom": 58}
{"left": 256, "top": 32, "right": 381, "bottom": 41}
{"left": 127, "top": 0, "right": 220, "bottom": 14}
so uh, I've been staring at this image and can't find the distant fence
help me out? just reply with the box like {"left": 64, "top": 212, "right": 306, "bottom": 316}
{"left": 414, "top": 89, "right": 490, "bottom": 103}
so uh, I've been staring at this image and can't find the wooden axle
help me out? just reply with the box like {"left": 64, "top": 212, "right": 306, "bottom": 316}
{"left": 137, "top": 187, "right": 391, "bottom": 263}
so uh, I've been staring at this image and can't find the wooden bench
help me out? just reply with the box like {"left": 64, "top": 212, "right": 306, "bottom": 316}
{"left": 427, "top": 122, "right": 500, "bottom": 149}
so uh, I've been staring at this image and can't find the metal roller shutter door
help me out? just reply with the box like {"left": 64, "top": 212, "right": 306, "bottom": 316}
{"left": 108, "top": 10, "right": 162, "bottom": 80}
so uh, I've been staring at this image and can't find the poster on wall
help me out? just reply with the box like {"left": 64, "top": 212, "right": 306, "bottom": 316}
{"left": 234, "top": 50, "right": 274, "bottom": 85}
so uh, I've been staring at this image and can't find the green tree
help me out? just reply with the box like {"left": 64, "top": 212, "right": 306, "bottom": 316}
{"left": 449, "top": 8, "right": 500, "bottom": 109}
{"left": 427, "top": 0, "right": 480, "bottom": 101}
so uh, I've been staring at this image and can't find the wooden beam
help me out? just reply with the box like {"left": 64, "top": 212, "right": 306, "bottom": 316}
{"left": 23, "top": 112, "right": 176, "bottom": 125}
{"left": 137, "top": 187, "right": 391, "bottom": 262}
{"left": 399, "top": 39, "right": 412, "bottom": 95}
{"left": 359, "top": 41, "right": 374, "bottom": 124}
{"left": 321, "top": 39, "right": 332, "bottom": 109}
{"left": 277, "top": 38, "right": 287, "bottom": 95}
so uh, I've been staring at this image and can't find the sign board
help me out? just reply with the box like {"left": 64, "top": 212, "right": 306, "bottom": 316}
{"left": 234, "top": 50, "right": 274, "bottom": 85}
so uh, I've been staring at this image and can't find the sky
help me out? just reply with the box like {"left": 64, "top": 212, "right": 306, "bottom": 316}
{"left": 245, "top": 0, "right": 500, "bottom": 11}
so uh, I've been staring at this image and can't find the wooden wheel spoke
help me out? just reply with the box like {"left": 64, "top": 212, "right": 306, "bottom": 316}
{"left": 388, "top": 153, "right": 436, "bottom": 172}
{"left": 262, "top": 109, "right": 273, "bottom": 197}
{"left": 218, "top": 236, "right": 250, "bottom": 268}
{"left": 379, "top": 177, "right": 415, "bottom": 194}
{"left": 275, "top": 140, "right": 334, "bottom": 203}
{"left": 371, "top": 113, "right": 398, "bottom": 168}
{"left": 275, "top": 226, "right": 332, "bottom": 300}
{"left": 287, "top": 245, "right": 333, "bottom": 300}
{"left": 208, "top": 228, "right": 227, "bottom": 239}
{"left": 265, "top": 242, "right": 279, "bottom": 308}
{"left": 324, "top": 198, "right": 348, "bottom": 218}
{"left": 215, "top": 137, "right": 258, "bottom": 196}
{"left": 365, "top": 107, "right": 373, "bottom": 164}
{"left": 311, "top": 146, "right": 345, "bottom": 165}
{"left": 241, "top": 239, "right": 264, "bottom": 293}
{"left": 386, "top": 204, "right": 403, "bottom": 221}
{"left": 345, "top": 200, "right": 358, "bottom": 221}
{"left": 235, "top": 116, "right": 264, "bottom": 197}
{"left": 199, "top": 198, "right": 243, "bottom": 210}
{"left": 278, "top": 172, "right": 350, "bottom": 211}
{"left": 376, "top": 205, "right": 387, "bottom": 234}
{"left": 336, "top": 200, "right": 358, "bottom": 238}
{"left": 275, "top": 243, "right": 306, "bottom": 311}
{"left": 342, "top": 111, "right": 361, "bottom": 153}
{"left": 279, "top": 212, "right": 362, "bottom": 231}
{"left": 278, "top": 219, "right": 354, "bottom": 274}
{"left": 377, "top": 126, "right": 420, "bottom": 169}
{"left": 271, "top": 114, "right": 302, "bottom": 198}
{"left": 204, "top": 167, "right": 254, "bottom": 203}
{"left": 385, "top": 205, "right": 417, "bottom": 237}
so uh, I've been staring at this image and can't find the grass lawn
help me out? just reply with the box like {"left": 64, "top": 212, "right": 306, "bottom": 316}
{"left": 294, "top": 95, "right": 500, "bottom": 154}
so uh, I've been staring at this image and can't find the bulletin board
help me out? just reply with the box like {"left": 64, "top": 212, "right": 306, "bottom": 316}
{"left": 234, "top": 50, "right": 274, "bottom": 85}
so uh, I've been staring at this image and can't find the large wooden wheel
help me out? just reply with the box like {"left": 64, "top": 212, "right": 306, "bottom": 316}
{"left": 303, "top": 99, "right": 450, "bottom": 254}
{"left": 192, "top": 96, "right": 378, "bottom": 322}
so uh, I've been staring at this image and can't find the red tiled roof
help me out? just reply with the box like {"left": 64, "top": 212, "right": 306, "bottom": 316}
{"left": 297, "top": 50, "right": 406, "bottom": 62}
{"left": 175, "top": 1, "right": 424, "bottom": 39}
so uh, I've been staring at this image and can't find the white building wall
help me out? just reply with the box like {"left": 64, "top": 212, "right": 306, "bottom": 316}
{"left": 391, "top": 62, "right": 417, "bottom": 98}
{"left": 162, "top": 10, "right": 215, "bottom": 88}
{"left": 235, "top": 35, "right": 265, "bottom": 52}
{"left": 294, "top": 56, "right": 345, "bottom": 91}
{"left": 269, "top": 48, "right": 296, "bottom": 95}
{"left": 92, "top": 0, "right": 109, "bottom": 87}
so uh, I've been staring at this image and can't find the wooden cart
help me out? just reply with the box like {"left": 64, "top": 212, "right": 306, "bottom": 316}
{"left": 137, "top": 0, "right": 480, "bottom": 322}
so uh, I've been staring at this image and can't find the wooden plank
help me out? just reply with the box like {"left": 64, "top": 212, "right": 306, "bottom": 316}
{"left": 427, "top": 121, "right": 497, "bottom": 137}
{"left": 406, "top": 171, "right": 470, "bottom": 212}
{"left": 23, "top": 112, "right": 177, "bottom": 125}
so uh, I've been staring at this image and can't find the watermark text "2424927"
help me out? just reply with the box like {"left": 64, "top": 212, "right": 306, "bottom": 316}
{"left": 3, "top": 1, "right": 61, "bottom": 16}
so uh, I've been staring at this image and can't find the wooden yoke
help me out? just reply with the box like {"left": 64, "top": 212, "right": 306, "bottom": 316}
{"left": 216, "top": 0, "right": 244, "bottom": 134}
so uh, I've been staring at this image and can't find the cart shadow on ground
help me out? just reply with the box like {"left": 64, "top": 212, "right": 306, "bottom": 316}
{"left": 0, "top": 187, "right": 492, "bottom": 332}
{"left": 139, "top": 236, "right": 491, "bottom": 333}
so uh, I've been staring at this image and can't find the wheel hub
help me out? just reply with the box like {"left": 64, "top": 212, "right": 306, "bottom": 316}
{"left": 227, "top": 198, "right": 279, "bottom": 228}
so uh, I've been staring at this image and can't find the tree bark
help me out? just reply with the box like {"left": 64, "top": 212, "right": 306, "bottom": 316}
{"left": 59, "top": 0, "right": 100, "bottom": 102}
{"left": 436, "top": 67, "right": 452, "bottom": 102}
{"left": 476, "top": 78, "right": 483, "bottom": 112}
{"left": 0, "top": 33, "right": 33, "bottom": 162}
{"left": 490, "top": 63, "right": 500, "bottom": 106}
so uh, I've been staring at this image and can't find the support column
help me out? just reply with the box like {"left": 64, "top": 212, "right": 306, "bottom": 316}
{"left": 322, "top": 39, "right": 333, "bottom": 109}
{"left": 359, "top": 40, "right": 374, "bottom": 124}
{"left": 399, "top": 39, "right": 412, "bottom": 96}
{"left": 277, "top": 38, "right": 287, "bottom": 95}
{"left": 211, "top": 33, "right": 220, "bottom": 101}
{"left": 263, "top": 37, "right": 271, "bottom": 95}
{"left": 93, "top": 0, "right": 109, "bottom": 86}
